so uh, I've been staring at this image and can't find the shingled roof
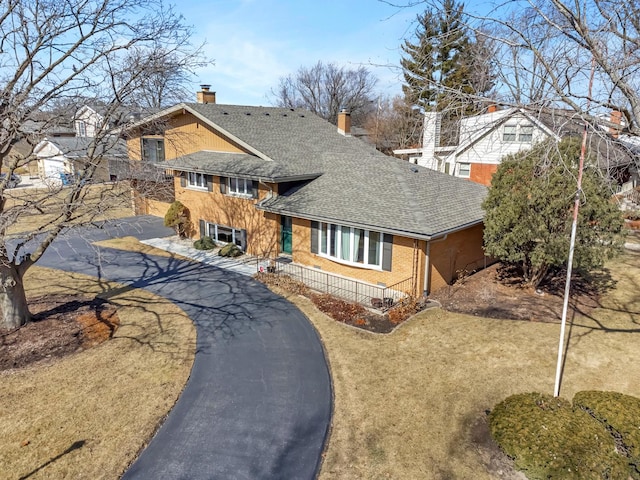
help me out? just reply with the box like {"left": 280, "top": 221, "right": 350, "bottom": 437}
{"left": 151, "top": 103, "right": 487, "bottom": 239}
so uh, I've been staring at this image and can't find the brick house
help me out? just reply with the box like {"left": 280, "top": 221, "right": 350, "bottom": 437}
{"left": 125, "top": 87, "right": 489, "bottom": 296}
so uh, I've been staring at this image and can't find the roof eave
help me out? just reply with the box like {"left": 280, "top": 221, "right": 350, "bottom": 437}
{"left": 123, "top": 103, "right": 276, "bottom": 163}
{"left": 256, "top": 205, "right": 484, "bottom": 240}
{"left": 155, "top": 162, "right": 322, "bottom": 183}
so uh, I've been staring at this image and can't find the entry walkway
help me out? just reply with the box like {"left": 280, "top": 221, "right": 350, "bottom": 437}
{"left": 141, "top": 236, "right": 257, "bottom": 276}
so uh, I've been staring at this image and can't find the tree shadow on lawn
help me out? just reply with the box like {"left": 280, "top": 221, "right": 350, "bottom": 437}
{"left": 18, "top": 440, "right": 86, "bottom": 480}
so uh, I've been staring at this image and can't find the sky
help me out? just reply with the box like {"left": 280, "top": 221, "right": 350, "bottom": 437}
{"left": 177, "top": 0, "right": 424, "bottom": 106}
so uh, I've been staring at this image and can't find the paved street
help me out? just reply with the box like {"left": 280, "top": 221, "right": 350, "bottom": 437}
{"left": 35, "top": 216, "right": 332, "bottom": 480}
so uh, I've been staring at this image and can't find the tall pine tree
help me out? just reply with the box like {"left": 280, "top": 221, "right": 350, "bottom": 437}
{"left": 401, "top": 0, "right": 494, "bottom": 119}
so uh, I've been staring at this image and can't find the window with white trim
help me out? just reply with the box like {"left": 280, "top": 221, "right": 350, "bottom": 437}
{"left": 318, "top": 223, "right": 382, "bottom": 268}
{"left": 76, "top": 121, "right": 87, "bottom": 137}
{"left": 187, "top": 172, "right": 207, "bottom": 189}
{"left": 458, "top": 163, "right": 471, "bottom": 178}
{"left": 518, "top": 125, "right": 533, "bottom": 142}
{"left": 228, "top": 177, "right": 251, "bottom": 196}
{"left": 206, "top": 222, "right": 245, "bottom": 250}
{"left": 502, "top": 125, "right": 517, "bottom": 142}
{"left": 503, "top": 124, "right": 534, "bottom": 143}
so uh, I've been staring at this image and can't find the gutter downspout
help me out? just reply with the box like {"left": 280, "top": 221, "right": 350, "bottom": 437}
{"left": 423, "top": 234, "right": 448, "bottom": 297}
{"left": 255, "top": 180, "right": 274, "bottom": 208}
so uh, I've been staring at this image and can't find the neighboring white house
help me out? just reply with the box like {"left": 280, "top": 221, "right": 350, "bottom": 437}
{"left": 395, "top": 106, "right": 639, "bottom": 189}
{"left": 34, "top": 137, "right": 128, "bottom": 184}
{"left": 73, "top": 105, "right": 104, "bottom": 138}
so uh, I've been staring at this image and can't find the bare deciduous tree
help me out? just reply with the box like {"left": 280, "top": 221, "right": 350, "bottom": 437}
{"left": 363, "top": 96, "right": 423, "bottom": 154}
{"left": 481, "top": 0, "right": 640, "bottom": 134}
{"left": 0, "top": 0, "right": 202, "bottom": 329}
{"left": 271, "top": 61, "right": 378, "bottom": 126}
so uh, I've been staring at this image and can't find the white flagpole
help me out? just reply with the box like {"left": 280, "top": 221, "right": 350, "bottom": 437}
{"left": 553, "top": 57, "right": 596, "bottom": 397}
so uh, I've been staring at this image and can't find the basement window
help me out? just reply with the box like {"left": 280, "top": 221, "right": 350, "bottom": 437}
{"left": 205, "top": 222, "right": 246, "bottom": 250}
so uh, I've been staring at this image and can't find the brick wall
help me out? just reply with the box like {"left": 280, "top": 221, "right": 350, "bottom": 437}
{"left": 291, "top": 218, "right": 423, "bottom": 294}
{"left": 176, "top": 176, "right": 280, "bottom": 257}
{"left": 429, "top": 223, "right": 486, "bottom": 292}
{"left": 469, "top": 163, "right": 498, "bottom": 186}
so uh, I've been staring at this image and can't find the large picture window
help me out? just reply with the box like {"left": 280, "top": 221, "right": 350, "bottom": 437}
{"left": 318, "top": 223, "right": 382, "bottom": 268}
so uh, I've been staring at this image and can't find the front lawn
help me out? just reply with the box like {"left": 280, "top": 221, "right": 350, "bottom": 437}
{"left": 0, "top": 267, "right": 196, "bottom": 479}
{"left": 278, "top": 251, "right": 640, "bottom": 479}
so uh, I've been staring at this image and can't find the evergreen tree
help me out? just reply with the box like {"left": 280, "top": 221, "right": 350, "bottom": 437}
{"left": 400, "top": 0, "right": 493, "bottom": 118}
{"left": 482, "top": 138, "right": 624, "bottom": 288}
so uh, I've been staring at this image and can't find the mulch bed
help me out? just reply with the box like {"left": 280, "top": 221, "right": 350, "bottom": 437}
{"left": 255, "top": 272, "right": 428, "bottom": 333}
{"left": 429, "top": 262, "right": 604, "bottom": 322}
{"left": 0, "top": 295, "right": 119, "bottom": 370}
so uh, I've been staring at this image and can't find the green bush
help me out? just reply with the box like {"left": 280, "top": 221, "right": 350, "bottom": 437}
{"left": 164, "top": 201, "right": 190, "bottom": 238}
{"left": 193, "top": 236, "right": 216, "bottom": 251}
{"left": 574, "top": 390, "right": 640, "bottom": 478}
{"left": 218, "top": 243, "right": 243, "bottom": 258}
{"left": 489, "top": 392, "right": 628, "bottom": 479}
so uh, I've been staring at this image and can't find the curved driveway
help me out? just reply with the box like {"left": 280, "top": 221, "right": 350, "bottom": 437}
{"left": 37, "top": 216, "right": 332, "bottom": 480}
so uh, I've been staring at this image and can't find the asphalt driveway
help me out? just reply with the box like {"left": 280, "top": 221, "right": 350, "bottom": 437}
{"left": 35, "top": 216, "right": 332, "bottom": 480}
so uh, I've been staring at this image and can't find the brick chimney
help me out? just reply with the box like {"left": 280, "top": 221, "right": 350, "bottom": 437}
{"left": 197, "top": 84, "right": 216, "bottom": 104}
{"left": 487, "top": 104, "right": 498, "bottom": 113}
{"left": 609, "top": 110, "right": 622, "bottom": 138}
{"left": 337, "top": 108, "right": 351, "bottom": 136}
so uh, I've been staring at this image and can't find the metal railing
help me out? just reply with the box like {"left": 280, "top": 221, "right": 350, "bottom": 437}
{"left": 258, "top": 257, "right": 414, "bottom": 311}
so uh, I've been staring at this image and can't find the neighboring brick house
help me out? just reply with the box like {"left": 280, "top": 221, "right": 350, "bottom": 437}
{"left": 405, "top": 106, "right": 639, "bottom": 190}
{"left": 125, "top": 87, "right": 489, "bottom": 296}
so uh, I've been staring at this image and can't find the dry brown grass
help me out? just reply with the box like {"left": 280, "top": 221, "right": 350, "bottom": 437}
{"left": 94, "top": 236, "right": 190, "bottom": 260}
{"left": 0, "top": 267, "right": 196, "bottom": 480}
{"left": 274, "top": 251, "right": 640, "bottom": 480}
{"left": 6, "top": 183, "right": 133, "bottom": 235}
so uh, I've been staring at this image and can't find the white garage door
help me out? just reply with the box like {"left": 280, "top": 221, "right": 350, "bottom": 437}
{"left": 43, "top": 158, "right": 66, "bottom": 182}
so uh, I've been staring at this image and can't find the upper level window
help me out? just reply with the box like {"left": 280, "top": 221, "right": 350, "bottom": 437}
{"left": 76, "top": 121, "right": 87, "bottom": 137}
{"left": 228, "top": 177, "right": 251, "bottom": 196}
{"left": 518, "top": 125, "right": 533, "bottom": 142}
{"left": 141, "top": 137, "right": 165, "bottom": 162}
{"left": 503, "top": 125, "right": 517, "bottom": 142}
{"left": 458, "top": 163, "right": 471, "bottom": 178}
{"left": 503, "top": 124, "right": 534, "bottom": 143}
{"left": 318, "top": 223, "right": 382, "bottom": 268}
{"left": 187, "top": 172, "right": 207, "bottom": 189}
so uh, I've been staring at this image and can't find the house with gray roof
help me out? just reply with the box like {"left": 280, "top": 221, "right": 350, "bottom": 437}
{"left": 125, "top": 87, "right": 489, "bottom": 297}
{"left": 407, "top": 106, "right": 639, "bottom": 190}
{"left": 34, "top": 136, "right": 128, "bottom": 184}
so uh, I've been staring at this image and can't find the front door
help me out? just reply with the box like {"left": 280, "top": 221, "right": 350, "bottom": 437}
{"left": 280, "top": 216, "right": 292, "bottom": 255}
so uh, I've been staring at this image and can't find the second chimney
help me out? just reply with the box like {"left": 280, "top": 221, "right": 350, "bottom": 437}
{"left": 609, "top": 110, "right": 623, "bottom": 138}
{"left": 337, "top": 108, "right": 351, "bottom": 136}
{"left": 197, "top": 84, "right": 216, "bottom": 104}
